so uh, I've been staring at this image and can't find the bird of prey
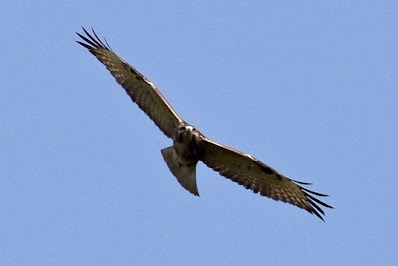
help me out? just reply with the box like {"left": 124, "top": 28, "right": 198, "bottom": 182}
{"left": 77, "top": 28, "right": 333, "bottom": 220}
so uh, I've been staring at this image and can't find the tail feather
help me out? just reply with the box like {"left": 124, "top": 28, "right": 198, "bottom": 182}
{"left": 161, "top": 146, "right": 199, "bottom": 196}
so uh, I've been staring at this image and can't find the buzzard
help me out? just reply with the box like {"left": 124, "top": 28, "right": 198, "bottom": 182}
{"left": 77, "top": 28, "right": 333, "bottom": 220}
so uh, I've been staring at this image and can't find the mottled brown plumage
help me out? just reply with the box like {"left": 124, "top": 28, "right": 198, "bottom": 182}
{"left": 77, "top": 28, "right": 183, "bottom": 139}
{"left": 77, "top": 28, "right": 333, "bottom": 221}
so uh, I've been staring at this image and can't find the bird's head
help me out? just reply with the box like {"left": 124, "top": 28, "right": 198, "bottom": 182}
{"left": 176, "top": 125, "right": 199, "bottom": 143}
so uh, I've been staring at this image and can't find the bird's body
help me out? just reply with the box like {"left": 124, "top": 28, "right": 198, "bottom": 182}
{"left": 162, "top": 125, "right": 203, "bottom": 196}
{"left": 77, "top": 28, "right": 333, "bottom": 220}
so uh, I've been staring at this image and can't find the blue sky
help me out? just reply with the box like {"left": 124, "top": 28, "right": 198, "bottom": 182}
{"left": 1, "top": 1, "right": 397, "bottom": 265}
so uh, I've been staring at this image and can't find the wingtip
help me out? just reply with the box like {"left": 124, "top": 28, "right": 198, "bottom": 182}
{"left": 309, "top": 207, "right": 326, "bottom": 222}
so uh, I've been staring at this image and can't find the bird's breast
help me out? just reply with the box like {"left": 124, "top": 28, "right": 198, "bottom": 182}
{"left": 173, "top": 137, "right": 202, "bottom": 163}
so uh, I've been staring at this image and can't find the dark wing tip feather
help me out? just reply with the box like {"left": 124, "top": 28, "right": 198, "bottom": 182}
{"left": 76, "top": 40, "right": 93, "bottom": 50}
{"left": 90, "top": 27, "right": 112, "bottom": 50}
{"left": 290, "top": 179, "right": 313, "bottom": 185}
{"left": 104, "top": 37, "right": 113, "bottom": 51}
{"left": 291, "top": 180, "right": 333, "bottom": 221}
{"left": 309, "top": 207, "right": 325, "bottom": 221}
{"left": 76, "top": 27, "right": 111, "bottom": 51}
{"left": 298, "top": 185, "right": 330, "bottom": 197}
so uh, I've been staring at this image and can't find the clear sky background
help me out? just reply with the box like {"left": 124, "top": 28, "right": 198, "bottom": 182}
{"left": 1, "top": 1, "right": 397, "bottom": 265}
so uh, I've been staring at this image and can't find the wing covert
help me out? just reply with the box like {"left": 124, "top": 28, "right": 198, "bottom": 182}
{"left": 200, "top": 137, "right": 333, "bottom": 220}
{"left": 76, "top": 28, "right": 184, "bottom": 139}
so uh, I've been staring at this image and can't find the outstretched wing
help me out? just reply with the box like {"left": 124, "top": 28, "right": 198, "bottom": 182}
{"left": 200, "top": 138, "right": 333, "bottom": 220}
{"left": 76, "top": 28, "right": 184, "bottom": 139}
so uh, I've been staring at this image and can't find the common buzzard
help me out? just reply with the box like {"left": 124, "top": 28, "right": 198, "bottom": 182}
{"left": 77, "top": 28, "right": 333, "bottom": 220}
